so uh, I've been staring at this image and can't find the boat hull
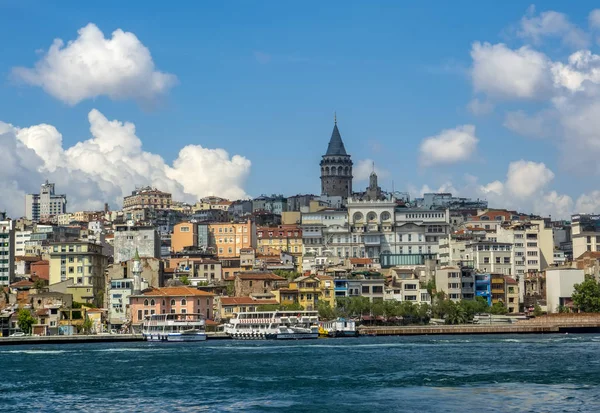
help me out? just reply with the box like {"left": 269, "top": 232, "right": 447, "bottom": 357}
{"left": 144, "top": 333, "right": 207, "bottom": 342}
{"left": 266, "top": 332, "right": 319, "bottom": 340}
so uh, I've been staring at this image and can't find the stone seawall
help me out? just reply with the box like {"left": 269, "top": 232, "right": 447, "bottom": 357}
{"left": 358, "top": 323, "right": 600, "bottom": 336}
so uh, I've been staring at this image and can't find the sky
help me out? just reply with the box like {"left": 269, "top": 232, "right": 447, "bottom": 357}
{"left": 1, "top": 1, "right": 600, "bottom": 219}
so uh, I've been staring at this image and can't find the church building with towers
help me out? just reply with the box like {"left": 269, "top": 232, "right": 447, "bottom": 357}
{"left": 320, "top": 116, "right": 353, "bottom": 199}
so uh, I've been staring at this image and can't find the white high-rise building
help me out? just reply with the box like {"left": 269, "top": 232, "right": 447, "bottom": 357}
{"left": 0, "top": 220, "right": 15, "bottom": 286}
{"left": 25, "top": 181, "right": 67, "bottom": 222}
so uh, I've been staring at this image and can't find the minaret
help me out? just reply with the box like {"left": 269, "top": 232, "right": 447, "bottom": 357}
{"left": 132, "top": 248, "right": 142, "bottom": 295}
{"left": 320, "top": 115, "right": 353, "bottom": 198}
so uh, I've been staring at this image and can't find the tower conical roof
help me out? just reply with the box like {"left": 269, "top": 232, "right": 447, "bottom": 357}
{"left": 133, "top": 248, "right": 140, "bottom": 261}
{"left": 325, "top": 123, "right": 348, "bottom": 156}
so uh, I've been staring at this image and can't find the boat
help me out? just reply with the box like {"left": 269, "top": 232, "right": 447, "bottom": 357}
{"left": 319, "top": 318, "right": 358, "bottom": 337}
{"left": 142, "top": 313, "right": 207, "bottom": 342}
{"left": 223, "top": 310, "right": 320, "bottom": 340}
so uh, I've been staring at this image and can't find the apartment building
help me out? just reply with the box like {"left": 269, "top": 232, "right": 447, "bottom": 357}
{"left": 0, "top": 220, "right": 15, "bottom": 286}
{"left": 113, "top": 225, "right": 161, "bottom": 263}
{"left": 25, "top": 181, "right": 67, "bottom": 222}
{"left": 572, "top": 214, "right": 600, "bottom": 260}
{"left": 48, "top": 241, "right": 108, "bottom": 306}
{"left": 209, "top": 220, "right": 255, "bottom": 258}
{"left": 123, "top": 186, "right": 172, "bottom": 211}
{"left": 435, "top": 266, "right": 475, "bottom": 301}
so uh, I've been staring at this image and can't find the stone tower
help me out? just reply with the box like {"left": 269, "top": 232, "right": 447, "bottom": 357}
{"left": 132, "top": 248, "right": 142, "bottom": 295}
{"left": 320, "top": 118, "right": 353, "bottom": 198}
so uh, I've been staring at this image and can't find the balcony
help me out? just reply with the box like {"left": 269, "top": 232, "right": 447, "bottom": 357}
{"left": 364, "top": 237, "right": 381, "bottom": 246}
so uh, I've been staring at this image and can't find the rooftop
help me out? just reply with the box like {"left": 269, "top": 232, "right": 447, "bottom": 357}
{"left": 324, "top": 122, "right": 348, "bottom": 156}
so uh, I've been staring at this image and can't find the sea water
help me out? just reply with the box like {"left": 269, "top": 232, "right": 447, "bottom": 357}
{"left": 1, "top": 334, "right": 600, "bottom": 412}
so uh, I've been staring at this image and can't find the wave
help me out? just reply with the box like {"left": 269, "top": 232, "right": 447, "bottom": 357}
{"left": 0, "top": 349, "right": 69, "bottom": 355}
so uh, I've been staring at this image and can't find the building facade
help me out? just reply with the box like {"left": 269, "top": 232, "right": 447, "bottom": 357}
{"left": 208, "top": 220, "right": 255, "bottom": 258}
{"left": 123, "top": 186, "right": 172, "bottom": 211}
{"left": 25, "top": 181, "right": 67, "bottom": 222}
{"left": 0, "top": 220, "right": 15, "bottom": 286}
{"left": 113, "top": 225, "right": 161, "bottom": 263}
{"left": 572, "top": 214, "right": 600, "bottom": 260}
{"left": 48, "top": 241, "right": 108, "bottom": 306}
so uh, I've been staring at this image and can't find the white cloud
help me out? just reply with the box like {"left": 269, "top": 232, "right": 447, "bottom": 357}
{"left": 419, "top": 125, "right": 478, "bottom": 166}
{"left": 354, "top": 159, "right": 388, "bottom": 182}
{"left": 503, "top": 109, "right": 555, "bottom": 138}
{"left": 590, "top": 10, "right": 600, "bottom": 30}
{"left": 480, "top": 180, "right": 504, "bottom": 196}
{"left": 467, "top": 98, "right": 494, "bottom": 115}
{"left": 0, "top": 110, "right": 251, "bottom": 217}
{"left": 575, "top": 191, "right": 600, "bottom": 213}
{"left": 534, "top": 191, "right": 574, "bottom": 219}
{"left": 518, "top": 7, "right": 589, "bottom": 48}
{"left": 12, "top": 23, "right": 177, "bottom": 105}
{"left": 470, "top": 42, "right": 551, "bottom": 100}
{"left": 505, "top": 160, "right": 554, "bottom": 198}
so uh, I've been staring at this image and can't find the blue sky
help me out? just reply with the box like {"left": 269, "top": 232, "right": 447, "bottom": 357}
{"left": 1, "top": 1, "right": 600, "bottom": 218}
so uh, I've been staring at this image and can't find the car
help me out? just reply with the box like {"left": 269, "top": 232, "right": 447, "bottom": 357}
{"left": 9, "top": 332, "right": 25, "bottom": 337}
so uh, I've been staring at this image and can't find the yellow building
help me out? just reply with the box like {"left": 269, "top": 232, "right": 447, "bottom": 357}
{"left": 209, "top": 220, "right": 255, "bottom": 258}
{"left": 505, "top": 276, "right": 519, "bottom": 313}
{"left": 317, "top": 275, "right": 335, "bottom": 308}
{"left": 288, "top": 275, "right": 322, "bottom": 310}
{"left": 49, "top": 241, "right": 108, "bottom": 307}
{"left": 194, "top": 197, "right": 232, "bottom": 211}
{"left": 256, "top": 225, "right": 303, "bottom": 268}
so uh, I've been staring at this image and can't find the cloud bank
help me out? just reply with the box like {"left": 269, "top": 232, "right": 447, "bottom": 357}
{"left": 0, "top": 110, "right": 251, "bottom": 216}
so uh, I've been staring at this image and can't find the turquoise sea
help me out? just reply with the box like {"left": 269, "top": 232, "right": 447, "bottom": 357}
{"left": 1, "top": 334, "right": 600, "bottom": 412}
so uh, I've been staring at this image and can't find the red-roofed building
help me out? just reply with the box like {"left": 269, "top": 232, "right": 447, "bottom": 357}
{"left": 233, "top": 271, "right": 287, "bottom": 297}
{"left": 31, "top": 260, "right": 49, "bottom": 281}
{"left": 129, "top": 286, "right": 215, "bottom": 327}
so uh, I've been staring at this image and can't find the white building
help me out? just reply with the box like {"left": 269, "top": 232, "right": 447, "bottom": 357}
{"left": 25, "top": 181, "right": 67, "bottom": 222}
{"left": 572, "top": 214, "right": 600, "bottom": 260}
{"left": 546, "top": 268, "right": 584, "bottom": 313}
{"left": 113, "top": 225, "right": 161, "bottom": 263}
{"left": 0, "top": 220, "right": 15, "bottom": 286}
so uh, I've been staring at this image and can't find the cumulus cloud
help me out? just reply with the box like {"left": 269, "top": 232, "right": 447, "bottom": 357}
{"left": 12, "top": 23, "right": 177, "bottom": 105}
{"left": 518, "top": 6, "right": 589, "bottom": 48}
{"left": 505, "top": 160, "right": 554, "bottom": 198}
{"left": 353, "top": 159, "right": 388, "bottom": 182}
{"left": 419, "top": 125, "right": 478, "bottom": 166}
{"left": 470, "top": 42, "right": 551, "bottom": 100}
{"left": 0, "top": 110, "right": 251, "bottom": 217}
{"left": 575, "top": 191, "right": 600, "bottom": 213}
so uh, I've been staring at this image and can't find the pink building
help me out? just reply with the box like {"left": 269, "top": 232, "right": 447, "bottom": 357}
{"left": 129, "top": 286, "right": 215, "bottom": 326}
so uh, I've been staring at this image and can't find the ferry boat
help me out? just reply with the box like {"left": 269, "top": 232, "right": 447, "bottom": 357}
{"left": 223, "top": 310, "right": 319, "bottom": 340}
{"left": 142, "top": 313, "right": 207, "bottom": 342}
{"left": 319, "top": 318, "right": 358, "bottom": 337}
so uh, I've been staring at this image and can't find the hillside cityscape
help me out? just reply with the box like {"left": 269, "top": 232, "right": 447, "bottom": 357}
{"left": 0, "top": 121, "right": 596, "bottom": 336}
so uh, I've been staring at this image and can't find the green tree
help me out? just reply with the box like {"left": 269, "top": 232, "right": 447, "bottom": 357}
{"left": 226, "top": 282, "right": 235, "bottom": 296}
{"left": 17, "top": 308, "right": 36, "bottom": 334}
{"left": 81, "top": 316, "right": 94, "bottom": 334}
{"left": 179, "top": 275, "right": 191, "bottom": 285}
{"left": 572, "top": 278, "right": 600, "bottom": 312}
{"left": 489, "top": 302, "right": 508, "bottom": 315}
{"left": 317, "top": 300, "right": 337, "bottom": 320}
{"left": 33, "top": 278, "right": 46, "bottom": 290}
{"left": 445, "top": 301, "right": 468, "bottom": 325}
{"left": 533, "top": 304, "right": 543, "bottom": 317}
{"left": 273, "top": 270, "right": 302, "bottom": 281}
{"left": 424, "top": 279, "right": 436, "bottom": 300}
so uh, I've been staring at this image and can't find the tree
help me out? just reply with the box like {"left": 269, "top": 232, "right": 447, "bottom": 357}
{"left": 572, "top": 278, "right": 600, "bottom": 313}
{"left": 33, "top": 278, "right": 46, "bottom": 290}
{"left": 226, "top": 282, "right": 235, "bottom": 296}
{"left": 445, "top": 301, "right": 468, "bottom": 325}
{"left": 533, "top": 304, "right": 543, "bottom": 317}
{"left": 17, "top": 308, "right": 36, "bottom": 334}
{"left": 179, "top": 275, "right": 191, "bottom": 285}
{"left": 81, "top": 316, "right": 94, "bottom": 335}
{"left": 425, "top": 280, "right": 436, "bottom": 300}
{"left": 317, "top": 301, "right": 337, "bottom": 320}
{"left": 490, "top": 302, "right": 508, "bottom": 315}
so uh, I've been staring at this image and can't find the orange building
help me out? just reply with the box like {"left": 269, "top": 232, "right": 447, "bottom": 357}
{"left": 208, "top": 220, "right": 255, "bottom": 258}
{"left": 172, "top": 222, "right": 198, "bottom": 253}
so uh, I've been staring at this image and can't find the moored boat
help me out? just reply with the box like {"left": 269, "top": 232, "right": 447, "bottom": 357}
{"left": 319, "top": 318, "right": 358, "bottom": 337}
{"left": 142, "top": 313, "right": 207, "bottom": 342}
{"left": 224, "top": 310, "right": 319, "bottom": 340}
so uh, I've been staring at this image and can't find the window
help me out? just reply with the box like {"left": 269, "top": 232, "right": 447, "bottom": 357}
{"left": 144, "top": 299, "right": 149, "bottom": 306}
{"left": 484, "top": 257, "right": 490, "bottom": 264}
{"left": 138, "top": 310, "right": 142, "bottom": 320}
{"left": 495, "top": 257, "right": 501, "bottom": 264}
{"left": 180, "top": 226, "right": 190, "bottom": 232}
{"left": 504, "top": 257, "right": 510, "bottom": 264}
{"left": 181, "top": 299, "right": 187, "bottom": 305}
{"left": 170, "top": 299, "right": 175, "bottom": 306}
{"left": 362, "top": 286, "right": 369, "bottom": 294}
{"left": 150, "top": 299, "right": 155, "bottom": 306}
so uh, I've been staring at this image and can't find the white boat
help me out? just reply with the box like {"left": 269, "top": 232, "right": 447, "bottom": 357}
{"left": 319, "top": 318, "right": 358, "bottom": 337}
{"left": 142, "top": 313, "right": 207, "bottom": 342}
{"left": 224, "top": 310, "right": 319, "bottom": 340}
